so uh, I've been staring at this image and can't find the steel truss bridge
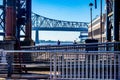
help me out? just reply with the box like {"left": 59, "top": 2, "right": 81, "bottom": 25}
{"left": 0, "top": 11, "right": 88, "bottom": 43}
{"left": 0, "top": 1, "right": 88, "bottom": 44}
{"left": 0, "top": 0, "right": 120, "bottom": 80}
{"left": 0, "top": 0, "right": 119, "bottom": 44}
{"left": 0, "top": 0, "right": 119, "bottom": 43}
{"left": 32, "top": 13, "right": 88, "bottom": 32}
{"left": 32, "top": 13, "right": 88, "bottom": 43}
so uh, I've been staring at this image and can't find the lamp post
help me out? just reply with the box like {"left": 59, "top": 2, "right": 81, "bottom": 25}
{"left": 100, "top": 0, "right": 103, "bottom": 42}
{"left": 89, "top": 3, "right": 93, "bottom": 39}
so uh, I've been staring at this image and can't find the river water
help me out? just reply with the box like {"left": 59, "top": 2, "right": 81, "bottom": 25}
{"left": 36, "top": 42, "right": 73, "bottom": 46}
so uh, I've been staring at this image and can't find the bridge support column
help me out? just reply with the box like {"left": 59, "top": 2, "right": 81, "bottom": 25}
{"left": 5, "top": 0, "right": 16, "bottom": 40}
{"left": 23, "top": 0, "right": 34, "bottom": 45}
{"left": 113, "top": 0, "right": 119, "bottom": 41}
{"left": 24, "top": 0, "right": 32, "bottom": 41}
{"left": 35, "top": 30, "right": 39, "bottom": 44}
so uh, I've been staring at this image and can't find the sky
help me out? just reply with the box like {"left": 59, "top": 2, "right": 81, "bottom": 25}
{"left": 32, "top": 0, "right": 105, "bottom": 42}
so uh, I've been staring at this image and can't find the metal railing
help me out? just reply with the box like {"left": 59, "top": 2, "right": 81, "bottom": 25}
{"left": 22, "top": 42, "right": 120, "bottom": 51}
{"left": 50, "top": 51, "right": 120, "bottom": 80}
{"left": 0, "top": 49, "right": 120, "bottom": 79}
{"left": 0, "top": 50, "right": 51, "bottom": 79}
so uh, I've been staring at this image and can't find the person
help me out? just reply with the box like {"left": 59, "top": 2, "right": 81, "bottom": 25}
{"left": 73, "top": 40, "right": 77, "bottom": 44}
{"left": 57, "top": 40, "right": 60, "bottom": 45}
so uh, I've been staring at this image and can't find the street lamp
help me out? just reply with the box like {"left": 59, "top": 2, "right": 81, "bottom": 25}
{"left": 89, "top": 3, "right": 93, "bottom": 39}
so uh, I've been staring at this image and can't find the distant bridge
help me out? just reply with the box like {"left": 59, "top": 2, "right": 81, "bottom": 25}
{"left": 32, "top": 13, "right": 88, "bottom": 32}
{"left": 0, "top": 11, "right": 88, "bottom": 43}
{"left": 32, "top": 13, "right": 88, "bottom": 43}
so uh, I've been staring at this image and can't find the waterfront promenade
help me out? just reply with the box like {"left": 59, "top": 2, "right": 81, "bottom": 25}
{"left": 0, "top": 42, "right": 120, "bottom": 79}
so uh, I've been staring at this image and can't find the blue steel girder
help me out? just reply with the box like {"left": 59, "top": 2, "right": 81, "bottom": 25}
{"left": 0, "top": 0, "right": 5, "bottom": 36}
{"left": 32, "top": 13, "right": 88, "bottom": 32}
{"left": 16, "top": 0, "right": 26, "bottom": 39}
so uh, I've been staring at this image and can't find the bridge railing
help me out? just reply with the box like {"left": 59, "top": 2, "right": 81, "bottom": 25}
{"left": 0, "top": 49, "right": 120, "bottom": 79}
{"left": 21, "top": 42, "right": 120, "bottom": 51}
{"left": 50, "top": 51, "right": 120, "bottom": 80}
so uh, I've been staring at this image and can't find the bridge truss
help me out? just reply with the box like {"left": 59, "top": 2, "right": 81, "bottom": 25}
{"left": 0, "top": 0, "right": 88, "bottom": 43}
{"left": 0, "top": 0, "right": 5, "bottom": 36}
{"left": 32, "top": 13, "right": 88, "bottom": 43}
{"left": 0, "top": 0, "right": 120, "bottom": 43}
{"left": 32, "top": 13, "right": 88, "bottom": 32}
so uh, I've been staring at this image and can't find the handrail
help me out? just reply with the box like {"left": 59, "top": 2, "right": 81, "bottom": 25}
{"left": 21, "top": 42, "right": 120, "bottom": 51}
{"left": 0, "top": 49, "right": 120, "bottom": 79}
{"left": 2, "top": 50, "right": 120, "bottom": 53}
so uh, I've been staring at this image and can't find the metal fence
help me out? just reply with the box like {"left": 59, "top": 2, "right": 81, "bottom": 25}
{"left": 50, "top": 51, "right": 120, "bottom": 80}
{"left": 0, "top": 50, "right": 120, "bottom": 80}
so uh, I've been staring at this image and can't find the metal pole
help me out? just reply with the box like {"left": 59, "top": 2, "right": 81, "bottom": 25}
{"left": 91, "top": 7, "right": 93, "bottom": 39}
{"left": 100, "top": 0, "right": 102, "bottom": 42}
{"left": 95, "top": 0, "right": 97, "bottom": 9}
{"left": 89, "top": 3, "right": 93, "bottom": 39}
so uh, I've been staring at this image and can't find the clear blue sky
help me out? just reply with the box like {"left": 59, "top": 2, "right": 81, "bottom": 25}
{"left": 32, "top": 0, "right": 105, "bottom": 41}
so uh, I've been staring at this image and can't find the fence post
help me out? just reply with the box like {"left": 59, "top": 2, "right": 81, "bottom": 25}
{"left": 7, "top": 52, "right": 13, "bottom": 78}
{"left": 118, "top": 53, "right": 120, "bottom": 80}
{"left": 50, "top": 53, "right": 53, "bottom": 80}
{"left": 53, "top": 53, "right": 57, "bottom": 79}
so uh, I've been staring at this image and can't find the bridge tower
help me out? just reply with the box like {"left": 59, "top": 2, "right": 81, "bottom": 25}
{"left": 106, "top": 0, "right": 120, "bottom": 42}
{"left": 4, "top": 0, "right": 33, "bottom": 46}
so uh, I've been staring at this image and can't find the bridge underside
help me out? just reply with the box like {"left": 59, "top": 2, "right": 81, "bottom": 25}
{"left": 32, "top": 27, "right": 88, "bottom": 32}
{"left": 34, "top": 27, "right": 88, "bottom": 44}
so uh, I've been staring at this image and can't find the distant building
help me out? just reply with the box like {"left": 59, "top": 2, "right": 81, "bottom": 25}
{"left": 88, "top": 14, "right": 106, "bottom": 42}
{"left": 88, "top": 0, "right": 120, "bottom": 42}
{"left": 79, "top": 32, "right": 88, "bottom": 43}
